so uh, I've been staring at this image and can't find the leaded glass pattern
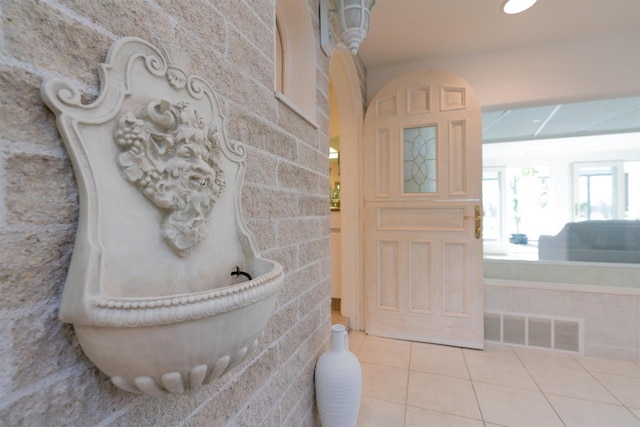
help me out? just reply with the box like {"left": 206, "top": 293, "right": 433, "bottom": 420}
{"left": 403, "top": 125, "right": 437, "bottom": 193}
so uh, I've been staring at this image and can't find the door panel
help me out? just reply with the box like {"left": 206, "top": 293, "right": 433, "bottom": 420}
{"left": 378, "top": 240, "right": 400, "bottom": 309}
{"left": 364, "top": 69, "right": 483, "bottom": 349}
{"left": 408, "top": 240, "right": 432, "bottom": 313}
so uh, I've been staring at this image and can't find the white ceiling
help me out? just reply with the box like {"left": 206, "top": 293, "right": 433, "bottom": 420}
{"left": 482, "top": 96, "right": 640, "bottom": 142}
{"left": 357, "top": 0, "right": 640, "bottom": 141}
{"left": 358, "top": 0, "right": 640, "bottom": 69}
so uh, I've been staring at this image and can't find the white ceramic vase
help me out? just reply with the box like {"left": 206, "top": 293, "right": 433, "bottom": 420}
{"left": 315, "top": 324, "right": 362, "bottom": 427}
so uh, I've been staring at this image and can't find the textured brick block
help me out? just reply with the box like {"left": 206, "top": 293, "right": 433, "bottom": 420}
{"left": 278, "top": 162, "right": 320, "bottom": 194}
{"left": 260, "top": 406, "right": 282, "bottom": 427}
{"left": 3, "top": 0, "right": 111, "bottom": 88}
{"left": 232, "top": 372, "right": 285, "bottom": 427}
{"left": 227, "top": 107, "right": 298, "bottom": 161}
{"left": 276, "top": 218, "right": 322, "bottom": 247}
{"left": 213, "top": 0, "right": 275, "bottom": 59}
{"left": 0, "top": 367, "right": 131, "bottom": 427}
{"left": 9, "top": 305, "right": 82, "bottom": 391}
{"left": 316, "top": 114, "right": 329, "bottom": 143}
{"left": 161, "top": 0, "right": 227, "bottom": 50}
{"left": 298, "top": 143, "right": 329, "bottom": 177}
{"left": 262, "top": 245, "right": 298, "bottom": 276}
{"left": 0, "top": 228, "right": 74, "bottom": 307}
{"left": 244, "top": 147, "right": 278, "bottom": 186}
{"left": 279, "top": 356, "right": 318, "bottom": 426}
{"left": 262, "top": 304, "right": 297, "bottom": 355}
{"left": 167, "top": 25, "right": 226, "bottom": 83}
{"left": 245, "top": 219, "right": 276, "bottom": 252}
{"left": 297, "top": 280, "right": 330, "bottom": 321}
{"left": 4, "top": 154, "right": 78, "bottom": 226}
{"left": 213, "top": 62, "right": 279, "bottom": 123}
{"left": 0, "top": 320, "right": 13, "bottom": 404}
{"left": 59, "top": 0, "right": 175, "bottom": 42}
{"left": 277, "top": 263, "right": 321, "bottom": 308}
{"left": 316, "top": 67, "right": 329, "bottom": 96}
{"left": 298, "top": 194, "right": 329, "bottom": 216}
{"left": 277, "top": 102, "right": 320, "bottom": 147}
{"left": 298, "top": 237, "right": 330, "bottom": 268}
{"left": 0, "top": 65, "right": 58, "bottom": 146}
{"left": 228, "top": 27, "right": 274, "bottom": 90}
{"left": 110, "top": 373, "right": 234, "bottom": 427}
{"left": 241, "top": 185, "right": 298, "bottom": 220}
{"left": 183, "top": 346, "right": 278, "bottom": 427}
{"left": 278, "top": 306, "right": 321, "bottom": 364}
{"left": 316, "top": 86, "right": 330, "bottom": 123}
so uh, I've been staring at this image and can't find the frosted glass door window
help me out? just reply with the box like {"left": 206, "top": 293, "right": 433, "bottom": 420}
{"left": 404, "top": 125, "right": 436, "bottom": 193}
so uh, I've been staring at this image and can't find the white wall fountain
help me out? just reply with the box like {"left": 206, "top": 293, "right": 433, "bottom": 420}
{"left": 41, "top": 37, "right": 283, "bottom": 395}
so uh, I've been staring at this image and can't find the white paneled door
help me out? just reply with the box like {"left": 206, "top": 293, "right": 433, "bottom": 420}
{"left": 364, "top": 69, "right": 484, "bottom": 349}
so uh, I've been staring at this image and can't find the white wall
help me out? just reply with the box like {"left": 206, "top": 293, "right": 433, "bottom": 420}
{"left": 485, "top": 281, "right": 640, "bottom": 362}
{"left": 367, "top": 26, "right": 640, "bottom": 108}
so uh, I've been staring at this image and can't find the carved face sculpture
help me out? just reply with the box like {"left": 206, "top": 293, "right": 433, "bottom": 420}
{"left": 114, "top": 100, "right": 226, "bottom": 256}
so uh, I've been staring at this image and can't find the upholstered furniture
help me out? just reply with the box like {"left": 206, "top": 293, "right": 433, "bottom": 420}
{"left": 538, "top": 220, "right": 640, "bottom": 264}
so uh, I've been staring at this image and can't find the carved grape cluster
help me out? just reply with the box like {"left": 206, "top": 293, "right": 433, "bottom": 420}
{"left": 115, "top": 116, "right": 147, "bottom": 150}
{"left": 113, "top": 100, "right": 226, "bottom": 256}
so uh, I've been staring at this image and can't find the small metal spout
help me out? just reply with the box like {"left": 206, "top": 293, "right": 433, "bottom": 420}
{"left": 231, "top": 266, "right": 252, "bottom": 281}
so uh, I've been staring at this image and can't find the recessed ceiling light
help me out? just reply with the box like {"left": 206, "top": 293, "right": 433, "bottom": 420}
{"left": 502, "top": 0, "right": 537, "bottom": 14}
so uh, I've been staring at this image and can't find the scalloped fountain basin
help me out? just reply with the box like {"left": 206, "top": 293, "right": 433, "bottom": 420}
{"left": 41, "top": 37, "right": 283, "bottom": 395}
{"left": 77, "top": 260, "right": 282, "bottom": 394}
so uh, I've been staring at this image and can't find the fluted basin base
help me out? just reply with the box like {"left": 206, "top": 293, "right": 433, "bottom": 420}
{"left": 76, "top": 286, "right": 278, "bottom": 395}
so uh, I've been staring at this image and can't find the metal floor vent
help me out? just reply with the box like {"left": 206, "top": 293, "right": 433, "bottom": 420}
{"left": 484, "top": 311, "right": 583, "bottom": 353}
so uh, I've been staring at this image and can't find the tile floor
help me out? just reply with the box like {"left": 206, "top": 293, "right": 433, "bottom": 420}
{"left": 344, "top": 331, "right": 640, "bottom": 427}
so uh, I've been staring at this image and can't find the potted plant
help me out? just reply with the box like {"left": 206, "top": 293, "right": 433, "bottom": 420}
{"left": 509, "top": 174, "right": 528, "bottom": 245}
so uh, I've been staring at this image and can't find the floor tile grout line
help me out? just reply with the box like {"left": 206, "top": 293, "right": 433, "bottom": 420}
{"left": 404, "top": 342, "right": 413, "bottom": 427}
{"left": 569, "top": 353, "right": 629, "bottom": 408}
{"left": 570, "top": 353, "right": 640, "bottom": 378}
{"left": 513, "top": 349, "right": 568, "bottom": 426}
{"left": 512, "top": 348, "right": 547, "bottom": 394}
{"left": 403, "top": 403, "right": 486, "bottom": 425}
{"left": 358, "top": 337, "right": 639, "bottom": 426}
{"left": 462, "top": 346, "right": 487, "bottom": 425}
{"left": 568, "top": 353, "right": 593, "bottom": 373}
{"left": 544, "top": 391, "right": 632, "bottom": 408}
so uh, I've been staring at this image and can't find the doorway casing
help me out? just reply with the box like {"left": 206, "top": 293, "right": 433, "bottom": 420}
{"left": 329, "top": 50, "right": 366, "bottom": 330}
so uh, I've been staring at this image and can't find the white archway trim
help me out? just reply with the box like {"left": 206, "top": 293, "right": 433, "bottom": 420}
{"left": 329, "top": 50, "right": 365, "bottom": 330}
{"left": 275, "top": 1, "right": 318, "bottom": 126}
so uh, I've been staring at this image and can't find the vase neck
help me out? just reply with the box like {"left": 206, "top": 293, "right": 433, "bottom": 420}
{"left": 331, "top": 324, "right": 348, "bottom": 352}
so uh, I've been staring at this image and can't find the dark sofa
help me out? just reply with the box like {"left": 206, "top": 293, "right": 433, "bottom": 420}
{"left": 538, "top": 220, "right": 640, "bottom": 264}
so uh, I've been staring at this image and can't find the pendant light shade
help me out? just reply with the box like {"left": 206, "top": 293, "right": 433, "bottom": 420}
{"left": 334, "top": 0, "right": 376, "bottom": 55}
{"left": 502, "top": 0, "right": 537, "bottom": 14}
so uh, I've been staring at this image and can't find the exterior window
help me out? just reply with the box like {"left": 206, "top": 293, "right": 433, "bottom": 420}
{"left": 573, "top": 162, "right": 624, "bottom": 221}
{"left": 483, "top": 136, "right": 639, "bottom": 265}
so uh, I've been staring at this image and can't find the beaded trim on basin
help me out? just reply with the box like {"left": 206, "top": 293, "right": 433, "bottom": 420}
{"left": 91, "top": 264, "right": 283, "bottom": 327}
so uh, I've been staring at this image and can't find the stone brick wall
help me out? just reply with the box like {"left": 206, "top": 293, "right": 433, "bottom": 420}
{"left": 0, "top": 0, "right": 336, "bottom": 425}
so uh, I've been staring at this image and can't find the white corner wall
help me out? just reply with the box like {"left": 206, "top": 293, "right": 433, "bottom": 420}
{"left": 367, "top": 26, "right": 640, "bottom": 108}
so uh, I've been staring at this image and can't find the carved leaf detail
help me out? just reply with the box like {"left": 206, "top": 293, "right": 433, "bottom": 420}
{"left": 118, "top": 151, "right": 151, "bottom": 182}
{"left": 114, "top": 100, "right": 226, "bottom": 257}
